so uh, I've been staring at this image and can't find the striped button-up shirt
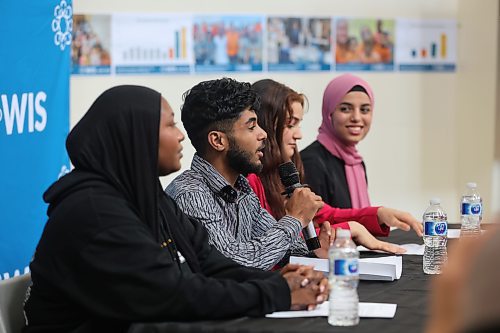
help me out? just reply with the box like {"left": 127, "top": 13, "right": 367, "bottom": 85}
{"left": 165, "top": 154, "right": 309, "bottom": 270}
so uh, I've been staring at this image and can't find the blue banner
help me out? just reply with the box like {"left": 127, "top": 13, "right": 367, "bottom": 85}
{"left": 0, "top": 0, "right": 72, "bottom": 279}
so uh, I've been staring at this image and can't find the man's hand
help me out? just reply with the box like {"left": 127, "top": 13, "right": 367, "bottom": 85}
{"left": 284, "top": 188, "right": 324, "bottom": 228}
{"left": 281, "top": 264, "right": 329, "bottom": 311}
{"left": 377, "top": 207, "right": 423, "bottom": 237}
{"left": 281, "top": 264, "right": 325, "bottom": 289}
{"left": 348, "top": 221, "right": 406, "bottom": 254}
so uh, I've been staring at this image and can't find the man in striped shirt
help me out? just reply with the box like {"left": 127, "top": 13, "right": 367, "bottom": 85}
{"left": 166, "top": 78, "right": 327, "bottom": 270}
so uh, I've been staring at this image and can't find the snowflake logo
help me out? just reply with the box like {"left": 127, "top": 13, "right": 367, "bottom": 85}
{"left": 51, "top": 0, "right": 73, "bottom": 51}
{"left": 58, "top": 164, "right": 71, "bottom": 178}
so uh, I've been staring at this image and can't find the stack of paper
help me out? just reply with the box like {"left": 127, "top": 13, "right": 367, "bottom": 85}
{"left": 358, "top": 256, "right": 402, "bottom": 281}
{"left": 289, "top": 256, "right": 328, "bottom": 271}
{"left": 289, "top": 255, "right": 403, "bottom": 281}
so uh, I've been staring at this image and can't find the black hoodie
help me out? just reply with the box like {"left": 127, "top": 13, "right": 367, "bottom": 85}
{"left": 23, "top": 86, "right": 290, "bottom": 333}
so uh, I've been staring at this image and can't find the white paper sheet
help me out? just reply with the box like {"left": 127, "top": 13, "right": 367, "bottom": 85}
{"left": 266, "top": 301, "right": 397, "bottom": 319}
{"left": 357, "top": 243, "right": 424, "bottom": 256}
{"left": 359, "top": 302, "right": 397, "bottom": 318}
{"left": 448, "top": 228, "right": 488, "bottom": 238}
{"left": 399, "top": 243, "right": 424, "bottom": 255}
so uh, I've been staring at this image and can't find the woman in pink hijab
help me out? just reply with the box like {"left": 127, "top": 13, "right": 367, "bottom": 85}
{"left": 301, "top": 74, "right": 375, "bottom": 209}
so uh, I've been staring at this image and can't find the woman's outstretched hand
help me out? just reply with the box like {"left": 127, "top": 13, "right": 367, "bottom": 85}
{"left": 377, "top": 207, "right": 423, "bottom": 237}
{"left": 348, "top": 221, "right": 406, "bottom": 254}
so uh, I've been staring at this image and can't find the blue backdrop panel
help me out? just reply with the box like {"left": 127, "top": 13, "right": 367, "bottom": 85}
{"left": 0, "top": 0, "right": 72, "bottom": 278}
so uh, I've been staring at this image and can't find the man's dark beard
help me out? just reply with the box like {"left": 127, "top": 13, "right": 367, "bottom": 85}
{"left": 227, "top": 136, "right": 263, "bottom": 176}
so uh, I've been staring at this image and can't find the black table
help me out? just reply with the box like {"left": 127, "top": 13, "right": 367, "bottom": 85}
{"left": 129, "top": 228, "right": 439, "bottom": 333}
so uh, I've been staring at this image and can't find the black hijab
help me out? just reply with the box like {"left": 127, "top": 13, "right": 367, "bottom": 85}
{"left": 66, "top": 85, "right": 162, "bottom": 240}
{"left": 64, "top": 85, "right": 201, "bottom": 272}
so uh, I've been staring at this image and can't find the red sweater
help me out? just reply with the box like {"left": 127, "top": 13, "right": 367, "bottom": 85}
{"left": 246, "top": 174, "right": 389, "bottom": 237}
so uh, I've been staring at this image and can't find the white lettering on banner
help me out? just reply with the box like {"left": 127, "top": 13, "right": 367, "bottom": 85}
{"left": 35, "top": 92, "right": 47, "bottom": 132}
{"left": 0, "top": 91, "right": 48, "bottom": 135}
{"left": 28, "top": 92, "right": 34, "bottom": 132}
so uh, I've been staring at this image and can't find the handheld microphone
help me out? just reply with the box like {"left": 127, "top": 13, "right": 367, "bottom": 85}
{"left": 278, "top": 161, "right": 321, "bottom": 251}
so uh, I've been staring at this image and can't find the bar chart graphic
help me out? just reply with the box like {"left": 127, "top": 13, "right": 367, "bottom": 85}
{"left": 112, "top": 14, "right": 192, "bottom": 73}
{"left": 408, "top": 33, "right": 447, "bottom": 59}
{"left": 396, "top": 19, "right": 456, "bottom": 71}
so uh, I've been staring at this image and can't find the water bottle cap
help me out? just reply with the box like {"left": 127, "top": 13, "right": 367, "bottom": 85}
{"left": 430, "top": 198, "right": 441, "bottom": 205}
{"left": 336, "top": 228, "right": 351, "bottom": 239}
{"left": 467, "top": 182, "right": 477, "bottom": 189}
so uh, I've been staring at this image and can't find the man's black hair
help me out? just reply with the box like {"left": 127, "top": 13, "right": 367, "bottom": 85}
{"left": 181, "top": 77, "right": 260, "bottom": 156}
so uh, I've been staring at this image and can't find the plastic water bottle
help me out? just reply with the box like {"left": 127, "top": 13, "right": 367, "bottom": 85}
{"left": 328, "top": 229, "right": 359, "bottom": 326}
{"left": 423, "top": 198, "right": 448, "bottom": 274}
{"left": 460, "top": 182, "right": 482, "bottom": 237}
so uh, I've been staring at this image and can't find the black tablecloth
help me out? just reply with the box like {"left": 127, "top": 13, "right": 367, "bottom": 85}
{"left": 129, "top": 228, "right": 438, "bottom": 333}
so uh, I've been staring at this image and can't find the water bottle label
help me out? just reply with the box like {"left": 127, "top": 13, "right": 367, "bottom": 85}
{"left": 424, "top": 221, "right": 448, "bottom": 236}
{"left": 461, "top": 203, "right": 482, "bottom": 216}
{"left": 334, "top": 259, "right": 358, "bottom": 276}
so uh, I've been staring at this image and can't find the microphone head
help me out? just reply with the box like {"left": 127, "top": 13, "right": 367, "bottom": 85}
{"left": 278, "top": 161, "right": 301, "bottom": 189}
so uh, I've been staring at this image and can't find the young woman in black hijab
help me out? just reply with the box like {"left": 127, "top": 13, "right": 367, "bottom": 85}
{"left": 23, "top": 85, "right": 327, "bottom": 332}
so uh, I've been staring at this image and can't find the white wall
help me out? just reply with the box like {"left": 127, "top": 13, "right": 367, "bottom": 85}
{"left": 494, "top": 5, "right": 500, "bottom": 216}
{"left": 71, "top": 0, "right": 499, "bottom": 223}
{"left": 455, "top": 0, "right": 499, "bottom": 222}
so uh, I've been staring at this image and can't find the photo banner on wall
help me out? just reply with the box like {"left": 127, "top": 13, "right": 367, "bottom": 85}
{"left": 69, "top": 12, "right": 458, "bottom": 76}
{"left": 334, "top": 17, "right": 395, "bottom": 71}
{"left": 0, "top": 0, "right": 71, "bottom": 279}
{"left": 72, "top": 14, "right": 111, "bottom": 75}
{"left": 267, "top": 16, "right": 332, "bottom": 71}
{"left": 193, "top": 15, "right": 264, "bottom": 72}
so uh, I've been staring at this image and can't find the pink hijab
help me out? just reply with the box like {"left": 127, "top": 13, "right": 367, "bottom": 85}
{"left": 317, "top": 74, "right": 374, "bottom": 208}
